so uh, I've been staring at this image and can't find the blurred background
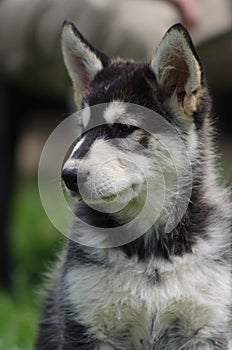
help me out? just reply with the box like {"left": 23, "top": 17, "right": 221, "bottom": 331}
{"left": 0, "top": 0, "right": 231, "bottom": 349}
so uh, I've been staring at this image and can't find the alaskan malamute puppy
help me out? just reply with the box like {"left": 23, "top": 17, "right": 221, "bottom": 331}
{"left": 36, "top": 20, "right": 231, "bottom": 349}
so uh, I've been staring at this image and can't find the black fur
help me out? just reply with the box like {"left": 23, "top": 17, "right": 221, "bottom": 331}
{"left": 36, "top": 22, "right": 231, "bottom": 349}
{"left": 72, "top": 124, "right": 138, "bottom": 159}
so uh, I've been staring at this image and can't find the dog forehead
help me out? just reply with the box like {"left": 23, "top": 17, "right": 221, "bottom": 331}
{"left": 103, "top": 102, "right": 126, "bottom": 124}
{"left": 79, "top": 101, "right": 127, "bottom": 128}
{"left": 86, "top": 61, "right": 158, "bottom": 107}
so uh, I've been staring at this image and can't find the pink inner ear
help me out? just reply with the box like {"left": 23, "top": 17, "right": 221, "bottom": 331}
{"left": 73, "top": 56, "right": 92, "bottom": 90}
{"left": 163, "top": 54, "right": 189, "bottom": 100}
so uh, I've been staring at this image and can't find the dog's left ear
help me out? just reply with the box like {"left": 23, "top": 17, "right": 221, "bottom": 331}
{"left": 62, "top": 19, "right": 110, "bottom": 107}
{"left": 151, "top": 24, "right": 203, "bottom": 119}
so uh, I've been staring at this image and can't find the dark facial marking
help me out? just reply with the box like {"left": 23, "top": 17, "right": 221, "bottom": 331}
{"left": 71, "top": 123, "right": 138, "bottom": 159}
{"left": 84, "top": 62, "right": 162, "bottom": 112}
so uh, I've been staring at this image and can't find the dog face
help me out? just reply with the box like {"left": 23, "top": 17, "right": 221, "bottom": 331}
{"left": 61, "top": 20, "right": 207, "bottom": 227}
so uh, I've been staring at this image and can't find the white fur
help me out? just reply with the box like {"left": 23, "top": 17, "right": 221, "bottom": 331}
{"left": 59, "top": 24, "right": 231, "bottom": 349}
{"left": 151, "top": 28, "right": 202, "bottom": 120}
{"left": 151, "top": 29, "right": 201, "bottom": 96}
{"left": 81, "top": 103, "right": 91, "bottom": 129}
{"left": 186, "top": 124, "right": 199, "bottom": 159}
{"left": 71, "top": 138, "right": 144, "bottom": 202}
{"left": 64, "top": 132, "right": 182, "bottom": 225}
{"left": 66, "top": 242, "right": 231, "bottom": 349}
{"left": 103, "top": 102, "right": 126, "bottom": 124}
{"left": 63, "top": 136, "right": 86, "bottom": 171}
{"left": 62, "top": 102, "right": 231, "bottom": 347}
{"left": 63, "top": 112, "right": 193, "bottom": 242}
{"left": 62, "top": 24, "right": 103, "bottom": 82}
{"left": 61, "top": 23, "right": 103, "bottom": 105}
{"left": 35, "top": 21, "right": 232, "bottom": 350}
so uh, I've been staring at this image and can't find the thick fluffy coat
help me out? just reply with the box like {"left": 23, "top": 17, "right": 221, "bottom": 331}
{"left": 35, "top": 21, "right": 231, "bottom": 350}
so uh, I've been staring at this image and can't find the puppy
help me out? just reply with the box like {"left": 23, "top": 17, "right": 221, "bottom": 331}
{"left": 35, "top": 20, "right": 232, "bottom": 350}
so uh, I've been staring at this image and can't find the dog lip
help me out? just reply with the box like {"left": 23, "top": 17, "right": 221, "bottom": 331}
{"left": 80, "top": 183, "right": 141, "bottom": 203}
{"left": 80, "top": 192, "right": 120, "bottom": 204}
{"left": 100, "top": 194, "right": 117, "bottom": 202}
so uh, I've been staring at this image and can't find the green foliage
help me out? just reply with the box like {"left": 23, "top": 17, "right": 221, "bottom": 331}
{"left": 10, "top": 177, "right": 63, "bottom": 286}
{"left": 0, "top": 291, "right": 38, "bottom": 350}
{"left": 0, "top": 177, "right": 63, "bottom": 350}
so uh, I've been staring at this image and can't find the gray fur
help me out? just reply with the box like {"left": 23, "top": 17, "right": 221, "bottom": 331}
{"left": 35, "top": 22, "right": 232, "bottom": 349}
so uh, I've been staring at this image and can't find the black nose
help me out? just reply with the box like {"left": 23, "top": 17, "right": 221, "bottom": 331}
{"left": 62, "top": 168, "right": 88, "bottom": 193}
{"left": 62, "top": 168, "right": 78, "bottom": 192}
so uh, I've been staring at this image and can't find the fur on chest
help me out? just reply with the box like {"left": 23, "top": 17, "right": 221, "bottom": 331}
{"left": 64, "top": 248, "right": 230, "bottom": 347}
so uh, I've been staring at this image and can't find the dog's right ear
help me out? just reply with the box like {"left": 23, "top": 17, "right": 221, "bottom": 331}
{"left": 61, "top": 20, "right": 110, "bottom": 107}
{"left": 150, "top": 24, "right": 203, "bottom": 120}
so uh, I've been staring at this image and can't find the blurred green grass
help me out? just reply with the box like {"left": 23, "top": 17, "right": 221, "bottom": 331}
{"left": 0, "top": 291, "right": 38, "bottom": 350}
{"left": 0, "top": 177, "right": 63, "bottom": 350}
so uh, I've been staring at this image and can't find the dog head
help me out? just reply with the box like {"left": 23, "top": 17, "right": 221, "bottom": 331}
{"left": 61, "top": 20, "right": 209, "bottom": 229}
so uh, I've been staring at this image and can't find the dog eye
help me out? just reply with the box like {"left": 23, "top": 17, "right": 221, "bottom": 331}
{"left": 116, "top": 124, "right": 137, "bottom": 136}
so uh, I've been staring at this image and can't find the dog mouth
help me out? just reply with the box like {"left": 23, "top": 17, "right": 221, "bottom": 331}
{"left": 80, "top": 183, "right": 141, "bottom": 205}
{"left": 100, "top": 194, "right": 117, "bottom": 202}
